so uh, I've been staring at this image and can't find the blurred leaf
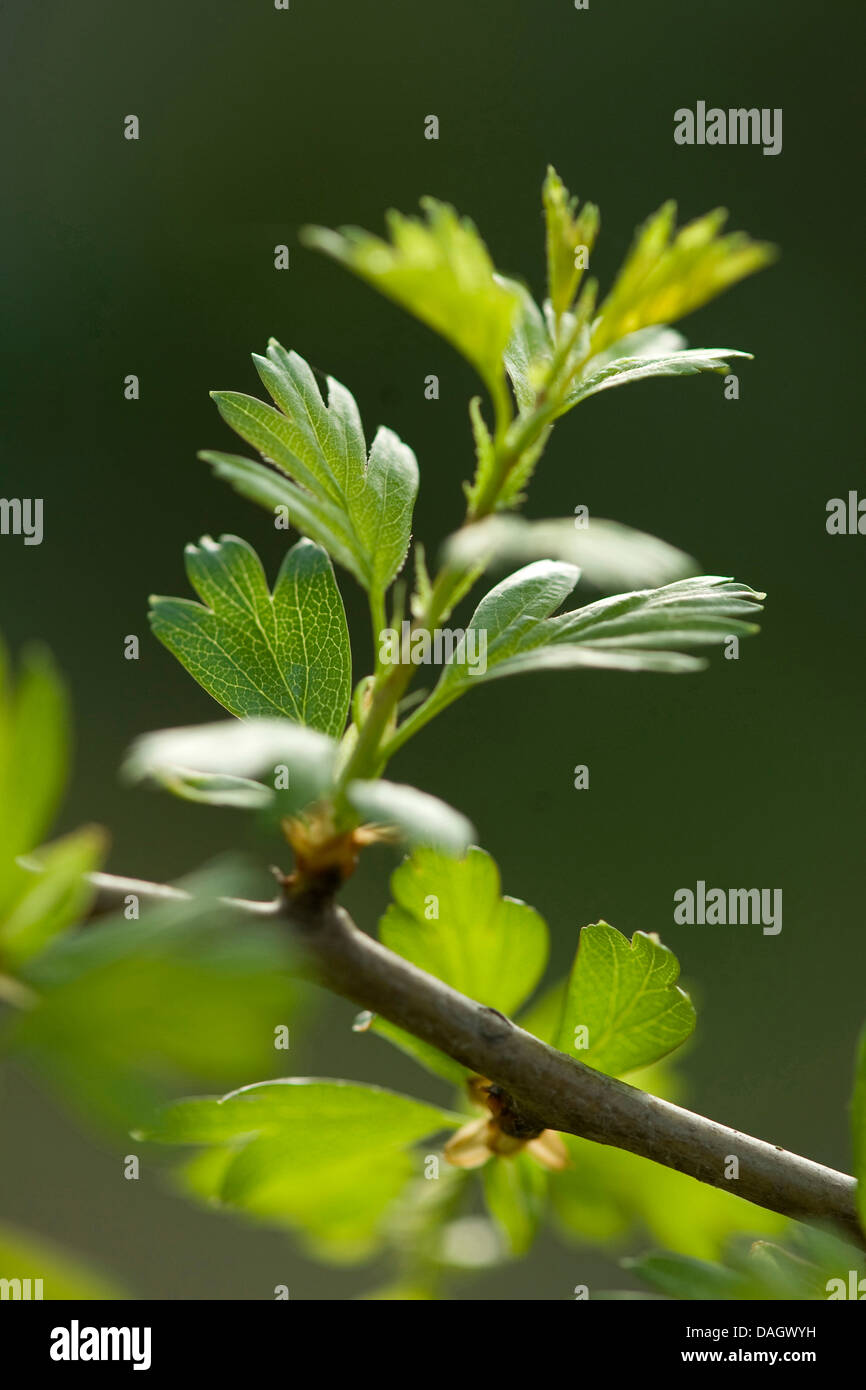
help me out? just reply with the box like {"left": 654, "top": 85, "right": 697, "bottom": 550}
{"left": 591, "top": 203, "right": 775, "bottom": 355}
{"left": 125, "top": 717, "right": 338, "bottom": 817}
{"left": 626, "top": 1227, "right": 865, "bottom": 1301}
{"left": 555, "top": 922, "right": 695, "bottom": 1075}
{"left": 149, "top": 535, "right": 351, "bottom": 738}
{"left": 144, "top": 1078, "right": 459, "bottom": 1262}
{"left": 3, "top": 826, "right": 106, "bottom": 966}
{"left": 208, "top": 343, "right": 418, "bottom": 596}
{"left": 8, "top": 870, "right": 298, "bottom": 1131}
{"left": 0, "top": 1223, "right": 125, "bottom": 1300}
{"left": 347, "top": 779, "right": 475, "bottom": 856}
{"left": 141, "top": 768, "right": 272, "bottom": 810}
{"left": 625, "top": 1251, "right": 749, "bottom": 1300}
{"left": 0, "top": 643, "right": 68, "bottom": 917}
{"left": 543, "top": 165, "right": 600, "bottom": 318}
{"left": 374, "top": 847, "right": 548, "bottom": 1080}
{"left": 304, "top": 200, "right": 520, "bottom": 394}
{"left": 552, "top": 1130, "right": 787, "bottom": 1261}
{"left": 852, "top": 1025, "right": 866, "bottom": 1236}
{"left": 482, "top": 1150, "right": 549, "bottom": 1255}
{"left": 444, "top": 515, "right": 696, "bottom": 592}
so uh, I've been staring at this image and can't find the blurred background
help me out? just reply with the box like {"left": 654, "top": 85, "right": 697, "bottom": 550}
{"left": 0, "top": 0, "right": 862, "bottom": 1298}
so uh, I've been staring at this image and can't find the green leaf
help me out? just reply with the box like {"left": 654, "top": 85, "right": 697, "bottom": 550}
{"left": 0, "top": 643, "right": 68, "bottom": 917}
{"left": 482, "top": 1150, "right": 549, "bottom": 1256}
{"left": 563, "top": 343, "right": 752, "bottom": 410}
{"left": 555, "top": 921, "right": 696, "bottom": 1075}
{"left": 10, "top": 867, "right": 299, "bottom": 1130}
{"left": 625, "top": 1251, "right": 747, "bottom": 1300}
{"left": 201, "top": 451, "right": 365, "bottom": 584}
{"left": 591, "top": 203, "right": 776, "bottom": 356}
{"left": 149, "top": 535, "right": 351, "bottom": 738}
{"left": 444, "top": 515, "right": 696, "bottom": 592}
{"left": 346, "top": 779, "right": 475, "bottom": 856}
{"left": 3, "top": 826, "right": 106, "bottom": 966}
{"left": 497, "top": 277, "right": 553, "bottom": 415}
{"left": 303, "top": 200, "right": 520, "bottom": 394}
{"left": 124, "top": 717, "right": 338, "bottom": 817}
{"left": 488, "top": 574, "right": 765, "bottom": 680}
{"left": 370, "top": 846, "right": 548, "bottom": 1082}
{"left": 413, "top": 559, "right": 581, "bottom": 723}
{"left": 546, "top": 574, "right": 764, "bottom": 647}
{"left": 143, "top": 1079, "right": 459, "bottom": 1261}
{"left": 852, "top": 1025, "right": 866, "bottom": 1236}
{"left": 138, "top": 768, "right": 272, "bottom": 810}
{"left": 543, "top": 165, "right": 600, "bottom": 318}
{"left": 379, "top": 846, "right": 548, "bottom": 1016}
{"left": 143, "top": 1077, "right": 458, "bottom": 1146}
{"left": 207, "top": 344, "right": 419, "bottom": 595}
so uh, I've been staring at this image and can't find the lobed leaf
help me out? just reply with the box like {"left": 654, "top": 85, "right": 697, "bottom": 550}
{"left": 372, "top": 847, "right": 548, "bottom": 1081}
{"left": 206, "top": 344, "right": 418, "bottom": 596}
{"left": 149, "top": 535, "right": 351, "bottom": 738}
{"left": 555, "top": 921, "right": 696, "bottom": 1076}
{"left": 590, "top": 203, "right": 776, "bottom": 356}
{"left": 303, "top": 200, "right": 520, "bottom": 394}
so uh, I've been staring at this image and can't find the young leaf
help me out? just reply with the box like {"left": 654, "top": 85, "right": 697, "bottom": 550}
{"left": 562, "top": 346, "right": 752, "bottom": 410}
{"left": 346, "top": 779, "right": 475, "bottom": 856}
{"left": 412, "top": 560, "right": 581, "bottom": 723}
{"left": 444, "top": 515, "right": 696, "bottom": 592}
{"left": 303, "top": 200, "right": 520, "bottom": 395}
{"left": 149, "top": 535, "right": 351, "bottom": 738}
{"left": 379, "top": 847, "right": 548, "bottom": 1016}
{"left": 486, "top": 575, "right": 764, "bottom": 680}
{"left": 369, "top": 847, "right": 547, "bottom": 1082}
{"left": 624, "top": 1251, "right": 748, "bottom": 1300}
{"left": 2, "top": 825, "right": 106, "bottom": 967}
{"left": 200, "top": 451, "right": 365, "bottom": 584}
{"left": 207, "top": 344, "right": 419, "bottom": 595}
{"left": 10, "top": 868, "right": 299, "bottom": 1131}
{"left": 555, "top": 921, "right": 696, "bottom": 1075}
{"left": 590, "top": 203, "right": 776, "bottom": 356}
{"left": 852, "top": 1025, "right": 866, "bottom": 1236}
{"left": 141, "top": 768, "right": 273, "bottom": 810}
{"left": 0, "top": 643, "right": 69, "bottom": 918}
{"left": 497, "top": 277, "right": 553, "bottom": 415}
{"left": 543, "top": 165, "right": 600, "bottom": 318}
{"left": 125, "top": 717, "right": 338, "bottom": 817}
{"left": 482, "top": 1149, "right": 549, "bottom": 1256}
{"left": 142, "top": 1079, "right": 460, "bottom": 1260}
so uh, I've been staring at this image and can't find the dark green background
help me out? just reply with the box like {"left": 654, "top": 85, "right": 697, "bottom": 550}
{"left": 1, "top": 0, "right": 862, "bottom": 1299}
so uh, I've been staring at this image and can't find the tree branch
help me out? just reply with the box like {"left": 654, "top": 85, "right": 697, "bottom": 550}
{"left": 87, "top": 871, "right": 865, "bottom": 1250}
